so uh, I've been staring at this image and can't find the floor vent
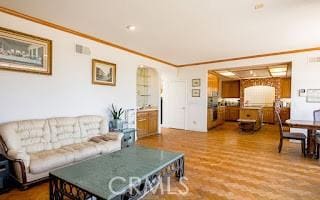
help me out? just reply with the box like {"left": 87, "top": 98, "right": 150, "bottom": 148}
{"left": 75, "top": 44, "right": 91, "bottom": 55}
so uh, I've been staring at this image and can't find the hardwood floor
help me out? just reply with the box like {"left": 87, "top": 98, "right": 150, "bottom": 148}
{"left": 1, "top": 122, "right": 320, "bottom": 200}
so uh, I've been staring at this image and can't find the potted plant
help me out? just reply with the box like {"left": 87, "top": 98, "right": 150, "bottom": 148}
{"left": 110, "top": 104, "right": 124, "bottom": 130}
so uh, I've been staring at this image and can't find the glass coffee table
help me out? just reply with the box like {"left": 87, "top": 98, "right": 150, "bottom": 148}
{"left": 49, "top": 146, "right": 184, "bottom": 200}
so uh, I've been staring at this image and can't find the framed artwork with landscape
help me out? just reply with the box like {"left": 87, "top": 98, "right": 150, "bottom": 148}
{"left": 0, "top": 27, "right": 52, "bottom": 75}
{"left": 92, "top": 59, "right": 116, "bottom": 86}
{"left": 192, "top": 89, "right": 200, "bottom": 97}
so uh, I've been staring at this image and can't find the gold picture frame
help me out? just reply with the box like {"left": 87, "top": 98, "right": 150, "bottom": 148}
{"left": 0, "top": 27, "right": 52, "bottom": 75}
{"left": 92, "top": 59, "right": 116, "bottom": 86}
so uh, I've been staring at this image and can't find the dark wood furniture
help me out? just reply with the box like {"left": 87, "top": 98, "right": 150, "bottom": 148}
{"left": 238, "top": 119, "right": 257, "bottom": 132}
{"left": 285, "top": 119, "right": 320, "bottom": 157}
{"left": 0, "top": 154, "right": 11, "bottom": 193}
{"left": 221, "top": 80, "right": 240, "bottom": 98}
{"left": 313, "top": 109, "right": 320, "bottom": 159}
{"left": 277, "top": 112, "right": 306, "bottom": 156}
{"left": 279, "top": 108, "right": 290, "bottom": 123}
{"left": 262, "top": 107, "right": 275, "bottom": 124}
{"left": 137, "top": 110, "right": 158, "bottom": 139}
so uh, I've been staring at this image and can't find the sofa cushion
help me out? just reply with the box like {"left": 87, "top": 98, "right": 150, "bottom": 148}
{"left": 30, "top": 148, "right": 74, "bottom": 174}
{"left": 62, "top": 142, "right": 100, "bottom": 161}
{"left": 49, "top": 117, "right": 81, "bottom": 149}
{"left": 78, "top": 116, "right": 107, "bottom": 141}
{"left": 94, "top": 140, "right": 121, "bottom": 154}
{"left": 0, "top": 119, "right": 51, "bottom": 154}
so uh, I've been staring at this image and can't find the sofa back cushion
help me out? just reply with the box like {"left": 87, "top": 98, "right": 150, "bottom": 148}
{"left": 78, "top": 115, "right": 107, "bottom": 141}
{"left": 48, "top": 117, "right": 81, "bottom": 149}
{"left": 0, "top": 119, "right": 51, "bottom": 154}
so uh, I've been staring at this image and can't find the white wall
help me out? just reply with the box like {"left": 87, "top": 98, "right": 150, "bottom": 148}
{"left": 0, "top": 12, "right": 178, "bottom": 124}
{"left": 177, "top": 51, "right": 320, "bottom": 132}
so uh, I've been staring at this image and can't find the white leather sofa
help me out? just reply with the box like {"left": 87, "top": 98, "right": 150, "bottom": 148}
{"left": 0, "top": 115, "right": 123, "bottom": 188}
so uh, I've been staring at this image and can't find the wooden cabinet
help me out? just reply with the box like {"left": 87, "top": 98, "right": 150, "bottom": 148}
{"left": 280, "top": 78, "right": 291, "bottom": 98}
{"left": 221, "top": 81, "right": 240, "bottom": 98}
{"left": 262, "top": 107, "right": 275, "bottom": 124}
{"left": 225, "top": 106, "right": 240, "bottom": 121}
{"left": 208, "top": 73, "right": 219, "bottom": 96}
{"left": 207, "top": 107, "right": 225, "bottom": 130}
{"left": 137, "top": 110, "right": 158, "bottom": 139}
{"left": 148, "top": 111, "right": 158, "bottom": 134}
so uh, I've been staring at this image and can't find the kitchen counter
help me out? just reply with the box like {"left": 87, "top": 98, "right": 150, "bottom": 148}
{"left": 137, "top": 108, "right": 159, "bottom": 112}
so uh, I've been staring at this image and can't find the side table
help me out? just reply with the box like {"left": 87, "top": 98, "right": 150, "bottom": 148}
{"left": 0, "top": 154, "right": 11, "bottom": 194}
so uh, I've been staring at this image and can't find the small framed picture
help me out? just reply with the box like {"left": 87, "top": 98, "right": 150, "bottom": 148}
{"left": 92, "top": 59, "right": 116, "bottom": 86}
{"left": 192, "top": 89, "right": 200, "bottom": 97}
{"left": 192, "top": 79, "right": 201, "bottom": 87}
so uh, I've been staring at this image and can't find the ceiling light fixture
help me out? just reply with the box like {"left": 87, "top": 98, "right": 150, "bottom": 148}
{"left": 217, "top": 71, "right": 236, "bottom": 77}
{"left": 271, "top": 71, "right": 287, "bottom": 77}
{"left": 126, "top": 25, "right": 136, "bottom": 31}
{"left": 269, "top": 67, "right": 287, "bottom": 73}
{"left": 254, "top": 3, "right": 264, "bottom": 10}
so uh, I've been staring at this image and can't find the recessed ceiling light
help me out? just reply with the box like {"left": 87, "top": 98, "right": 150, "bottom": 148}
{"left": 254, "top": 3, "right": 264, "bottom": 10}
{"left": 126, "top": 25, "right": 136, "bottom": 31}
{"left": 271, "top": 71, "right": 287, "bottom": 77}
{"left": 217, "top": 71, "right": 236, "bottom": 77}
{"left": 269, "top": 67, "right": 287, "bottom": 73}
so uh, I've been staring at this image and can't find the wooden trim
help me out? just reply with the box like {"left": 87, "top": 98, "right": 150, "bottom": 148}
{"left": 178, "top": 48, "right": 320, "bottom": 67}
{"left": 0, "top": 6, "right": 177, "bottom": 67}
{"left": 210, "top": 61, "right": 292, "bottom": 76}
{"left": 1, "top": 6, "right": 320, "bottom": 68}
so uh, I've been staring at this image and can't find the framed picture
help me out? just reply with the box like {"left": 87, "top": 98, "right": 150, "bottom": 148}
{"left": 192, "top": 79, "right": 201, "bottom": 87}
{"left": 0, "top": 27, "right": 52, "bottom": 75}
{"left": 192, "top": 89, "right": 200, "bottom": 97}
{"left": 307, "top": 89, "right": 320, "bottom": 103}
{"left": 92, "top": 59, "right": 116, "bottom": 86}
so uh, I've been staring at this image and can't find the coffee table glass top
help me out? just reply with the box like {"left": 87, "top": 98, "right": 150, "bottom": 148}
{"left": 50, "top": 146, "right": 183, "bottom": 199}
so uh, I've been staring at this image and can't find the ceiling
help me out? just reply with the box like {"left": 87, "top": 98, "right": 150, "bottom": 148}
{"left": 1, "top": 0, "right": 320, "bottom": 66}
{"left": 211, "top": 63, "right": 292, "bottom": 80}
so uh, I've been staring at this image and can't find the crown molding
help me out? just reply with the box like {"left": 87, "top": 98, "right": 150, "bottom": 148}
{"left": 177, "top": 47, "right": 320, "bottom": 67}
{"left": 0, "top": 6, "right": 177, "bottom": 67}
{"left": 1, "top": 6, "right": 320, "bottom": 68}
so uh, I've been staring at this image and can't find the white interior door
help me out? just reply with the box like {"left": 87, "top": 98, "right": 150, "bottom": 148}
{"left": 164, "top": 81, "right": 187, "bottom": 129}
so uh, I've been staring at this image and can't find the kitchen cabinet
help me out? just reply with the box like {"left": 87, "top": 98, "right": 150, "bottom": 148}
{"left": 225, "top": 106, "right": 240, "bottom": 121}
{"left": 221, "top": 81, "right": 240, "bottom": 98}
{"left": 262, "top": 107, "right": 275, "bottom": 124}
{"left": 208, "top": 73, "right": 219, "bottom": 96}
{"left": 280, "top": 108, "right": 290, "bottom": 123}
{"left": 208, "top": 107, "right": 225, "bottom": 130}
{"left": 280, "top": 78, "right": 291, "bottom": 98}
{"left": 137, "top": 110, "right": 158, "bottom": 139}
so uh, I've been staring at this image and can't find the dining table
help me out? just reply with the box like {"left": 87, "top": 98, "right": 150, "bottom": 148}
{"left": 285, "top": 120, "right": 320, "bottom": 158}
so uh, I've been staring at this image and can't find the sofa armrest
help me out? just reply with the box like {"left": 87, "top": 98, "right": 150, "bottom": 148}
{"left": 7, "top": 150, "right": 30, "bottom": 168}
{"left": 2, "top": 152, "right": 28, "bottom": 184}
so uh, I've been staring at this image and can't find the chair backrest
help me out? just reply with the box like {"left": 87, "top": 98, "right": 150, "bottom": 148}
{"left": 314, "top": 109, "right": 320, "bottom": 122}
{"left": 275, "top": 111, "right": 283, "bottom": 138}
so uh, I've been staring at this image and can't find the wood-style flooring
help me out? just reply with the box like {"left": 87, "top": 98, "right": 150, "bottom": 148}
{"left": 1, "top": 123, "right": 320, "bottom": 200}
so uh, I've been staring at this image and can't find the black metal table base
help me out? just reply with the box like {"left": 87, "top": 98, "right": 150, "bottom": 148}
{"left": 49, "top": 156, "right": 184, "bottom": 200}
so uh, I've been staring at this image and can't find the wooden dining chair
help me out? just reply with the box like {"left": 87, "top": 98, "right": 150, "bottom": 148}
{"left": 276, "top": 111, "right": 306, "bottom": 157}
{"left": 313, "top": 109, "right": 320, "bottom": 159}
